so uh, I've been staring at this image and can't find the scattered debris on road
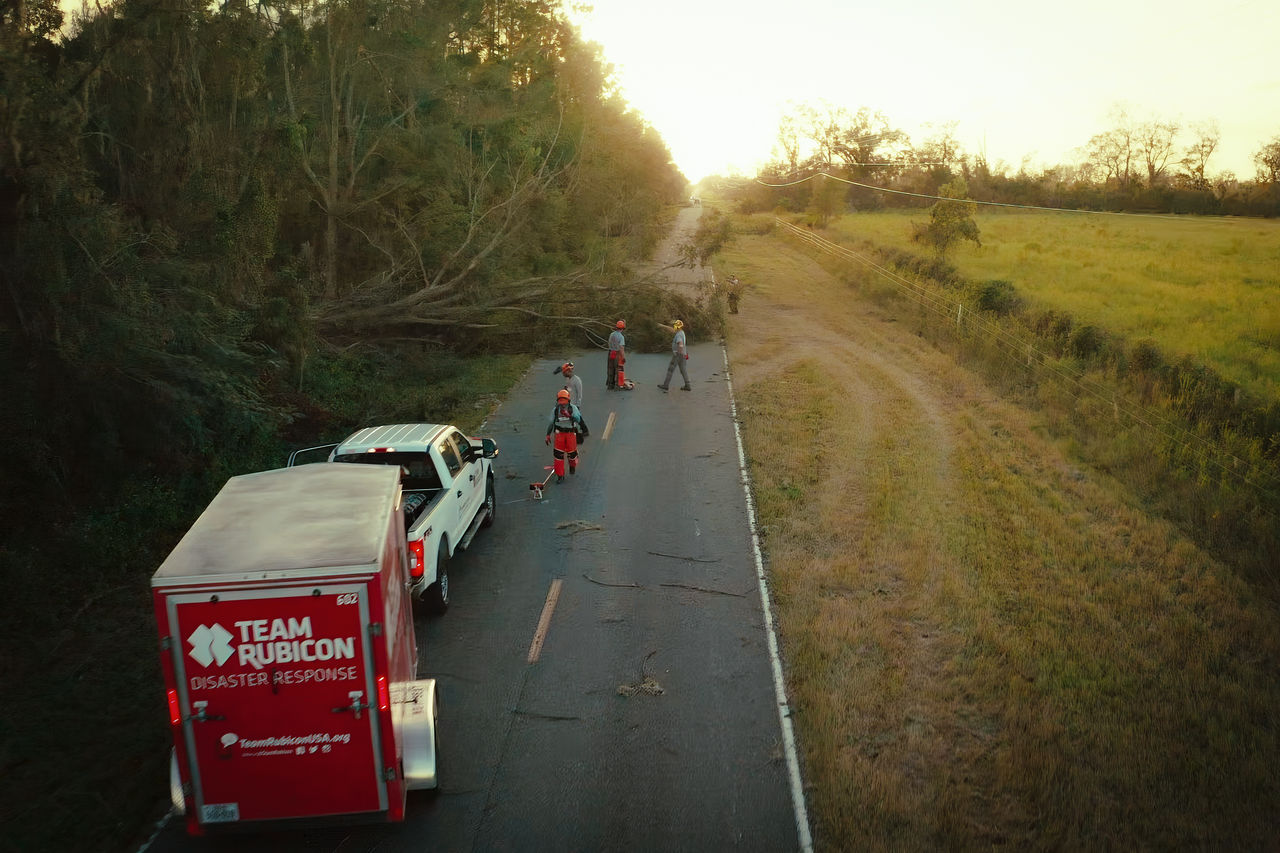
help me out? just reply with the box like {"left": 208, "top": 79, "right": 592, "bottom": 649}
{"left": 660, "top": 582, "right": 747, "bottom": 597}
{"left": 647, "top": 550, "right": 720, "bottom": 562}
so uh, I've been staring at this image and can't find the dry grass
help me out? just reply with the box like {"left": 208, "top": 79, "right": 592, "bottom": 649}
{"left": 719, "top": 229, "right": 1280, "bottom": 850}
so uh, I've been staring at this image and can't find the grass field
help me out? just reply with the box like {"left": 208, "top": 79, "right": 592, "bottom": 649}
{"left": 825, "top": 210, "right": 1280, "bottom": 402}
{"left": 715, "top": 222, "right": 1280, "bottom": 850}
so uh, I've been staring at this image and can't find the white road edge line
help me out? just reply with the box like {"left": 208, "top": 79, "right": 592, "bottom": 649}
{"left": 134, "top": 810, "right": 171, "bottom": 852}
{"left": 722, "top": 344, "right": 815, "bottom": 853}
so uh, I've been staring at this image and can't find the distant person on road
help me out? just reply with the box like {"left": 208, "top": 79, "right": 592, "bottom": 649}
{"left": 545, "top": 389, "right": 589, "bottom": 482}
{"left": 607, "top": 320, "right": 626, "bottom": 390}
{"left": 554, "top": 361, "right": 583, "bottom": 408}
{"left": 657, "top": 320, "right": 691, "bottom": 392}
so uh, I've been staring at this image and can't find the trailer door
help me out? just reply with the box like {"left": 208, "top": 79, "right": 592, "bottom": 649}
{"left": 165, "top": 582, "right": 386, "bottom": 825}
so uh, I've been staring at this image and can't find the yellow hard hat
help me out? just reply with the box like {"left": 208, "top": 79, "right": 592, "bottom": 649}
{"left": 673, "top": 320, "right": 684, "bottom": 330}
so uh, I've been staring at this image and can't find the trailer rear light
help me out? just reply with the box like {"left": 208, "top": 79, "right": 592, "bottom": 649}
{"left": 167, "top": 689, "right": 182, "bottom": 726}
{"left": 376, "top": 675, "right": 389, "bottom": 713}
{"left": 408, "top": 539, "right": 425, "bottom": 579}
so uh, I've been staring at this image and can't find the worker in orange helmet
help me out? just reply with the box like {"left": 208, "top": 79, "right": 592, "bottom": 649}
{"left": 606, "top": 319, "right": 626, "bottom": 390}
{"left": 545, "top": 388, "right": 589, "bottom": 482}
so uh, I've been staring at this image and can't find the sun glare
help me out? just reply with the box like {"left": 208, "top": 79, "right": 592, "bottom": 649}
{"left": 570, "top": 0, "right": 1279, "bottom": 184}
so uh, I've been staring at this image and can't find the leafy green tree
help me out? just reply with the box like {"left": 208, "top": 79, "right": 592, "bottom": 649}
{"left": 912, "top": 178, "right": 981, "bottom": 259}
{"left": 678, "top": 207, "right": 731, "bottom": 267}
{"left": 806, "top": 172, "right": 847, "bottom": 226}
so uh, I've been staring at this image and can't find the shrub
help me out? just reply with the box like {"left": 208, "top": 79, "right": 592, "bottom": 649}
{"left": 1130, "top": 338, "right": 1164, "bottom": 372}
{"left": 1068, "top": 324, "right": 1107, "bottom": 360}
{"left": 972, "top": 279, "right": 1023, "bottom": 316}
{"left": 1031, "top": 309, "right": 1074, "bottom": 343}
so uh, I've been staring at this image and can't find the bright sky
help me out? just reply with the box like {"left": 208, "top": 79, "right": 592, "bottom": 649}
{"left": 568, "top": 0, "right": 1279, "bottom": 184}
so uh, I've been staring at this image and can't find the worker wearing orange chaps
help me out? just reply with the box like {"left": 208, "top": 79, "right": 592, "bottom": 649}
{"left": 545, "top": 390, "right": 589, "bottom": 482}
{"left": 606, "top": 319, "right": 626, "bottom": 390}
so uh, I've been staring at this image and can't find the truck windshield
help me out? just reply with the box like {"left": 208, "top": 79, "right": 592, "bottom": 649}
{"left": 333, "top": 452, "right": 443, "bottom": 492}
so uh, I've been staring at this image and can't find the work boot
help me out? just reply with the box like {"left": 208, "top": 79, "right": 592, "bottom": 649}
{"left": 569, "top": 464, "right": 576, "bottom": 475}
{"left": 657, "top": 384, "right": 668, "bottom": 391}
{"left": 556, "top": 475, "right": 564, "bottom": 484}
{"left": 680, "top": 385, "right": 692, "bottom": 391}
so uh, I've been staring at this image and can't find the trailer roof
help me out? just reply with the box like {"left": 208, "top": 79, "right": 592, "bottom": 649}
{"left": 153, "top": 463, "right": 400, "bottom": 584}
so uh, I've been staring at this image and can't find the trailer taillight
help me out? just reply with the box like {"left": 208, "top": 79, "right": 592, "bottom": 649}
{"left": 408, "top": 539, "right": 425, "bottom": 579}
{"left": 167, "top": 689, "right": 182, "bottom": 726}
{"left": 376, "top": 675, "right": 389, "bottom": 713}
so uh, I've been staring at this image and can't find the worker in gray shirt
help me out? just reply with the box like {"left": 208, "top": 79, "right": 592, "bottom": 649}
{"left": 556, "top": 361, "right": 583, "bottom": 408}
{"left": 657, "top": 320, "right": 691, "bottom": 391}
{"left": 607, "top": 320, "right": 626, "bottom": 390}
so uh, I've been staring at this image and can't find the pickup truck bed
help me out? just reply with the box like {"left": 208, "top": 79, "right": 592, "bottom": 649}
{"left": 291, "top": 424, "right": 499, "bottom": 615}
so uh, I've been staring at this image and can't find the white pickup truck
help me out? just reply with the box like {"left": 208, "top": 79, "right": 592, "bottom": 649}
{"left": 290, "top": 424, "right": 498, "bottom": 614}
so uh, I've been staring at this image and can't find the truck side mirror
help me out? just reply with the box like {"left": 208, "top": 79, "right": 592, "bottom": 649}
{"left": 481, "top": 438, "right": 499, "bottom": 459}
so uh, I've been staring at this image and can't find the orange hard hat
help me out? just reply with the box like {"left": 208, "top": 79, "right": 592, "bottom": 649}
{"left": 562, "top": 362, "right": 574, "bottom": 373}
{"left": 616, "top": 319, "right": 626, "bottom": 329}
{"left": 556, "top": 389, "right": 570, "bottom": 402}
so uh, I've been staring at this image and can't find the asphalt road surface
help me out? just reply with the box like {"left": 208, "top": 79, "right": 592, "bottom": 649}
{"left": 140, "top": 345, "right": 810, "bottom": 853}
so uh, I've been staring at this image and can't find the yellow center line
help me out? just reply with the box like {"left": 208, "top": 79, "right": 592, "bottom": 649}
{"left": 602, "top": 411, "right": 617, "bottom": 441}
{"left": 527, "top": 578, "right": 563, "bottom": 664}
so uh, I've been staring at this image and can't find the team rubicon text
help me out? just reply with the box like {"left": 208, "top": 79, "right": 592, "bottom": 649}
{"left": 188, "top": 618, "right": 356, "bottom": 670}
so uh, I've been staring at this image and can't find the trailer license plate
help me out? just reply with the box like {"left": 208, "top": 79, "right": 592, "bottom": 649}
{"left": 201, "top": 803, "right": 240, "bottom": 823}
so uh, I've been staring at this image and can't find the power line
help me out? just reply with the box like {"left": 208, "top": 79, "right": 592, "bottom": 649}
{"left": 756, "top": 170, "right": 1251, "bottom": 222}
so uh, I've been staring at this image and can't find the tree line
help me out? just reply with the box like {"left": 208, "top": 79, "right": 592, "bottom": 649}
{"left": 0, "top": 0, "right": 686, "bottom": 521}
{"left": 734, "top": 101, "right": 1280, "bottom": 218}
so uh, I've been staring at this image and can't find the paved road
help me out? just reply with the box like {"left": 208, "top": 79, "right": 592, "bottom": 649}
{"left": 141, "top": 347, "right": 809, "bottom": 852}
{"left": 641, "top": 204, "right": 711, "bottom": 298}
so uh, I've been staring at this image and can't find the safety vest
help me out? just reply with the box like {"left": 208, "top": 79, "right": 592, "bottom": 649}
{"left": 553, "top": 404, "right": 577, "bottom": 432}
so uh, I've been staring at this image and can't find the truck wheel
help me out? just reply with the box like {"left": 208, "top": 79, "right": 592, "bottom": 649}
{"left": 426, "top": 541, "right": 450, "bottom": 615}
{"left": 480, "top": 475, "right": 496, "bottom": 528}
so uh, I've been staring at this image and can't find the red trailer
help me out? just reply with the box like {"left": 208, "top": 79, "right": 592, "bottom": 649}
{"left": 151, "top": 463, "right": 439, "bottom": 835}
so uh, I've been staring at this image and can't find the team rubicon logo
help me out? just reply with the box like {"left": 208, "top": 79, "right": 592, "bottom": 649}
{"left": 186, "top": 618, "right": 356, "bottom": 671}
{"left": 187, "top": 623, "right": 236, "bottom": 667}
